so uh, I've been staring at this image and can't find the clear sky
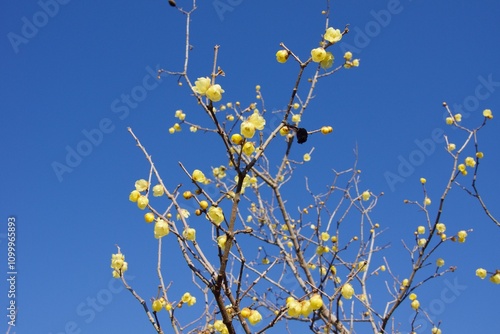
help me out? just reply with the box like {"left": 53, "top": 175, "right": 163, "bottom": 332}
{"left": 1, "top": 0, "right": 500, "bottom": 333}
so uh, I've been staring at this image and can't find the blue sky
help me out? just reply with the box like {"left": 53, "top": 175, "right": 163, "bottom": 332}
{"left": 1, "top": 0, "right": 500, "bottom": 333}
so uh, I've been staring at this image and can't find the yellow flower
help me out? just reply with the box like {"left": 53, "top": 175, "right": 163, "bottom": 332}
{"left": 276, "top": 50, "right": 289, "bottom": 63}
{"left": 402, "top": 278, "right": 409, "bottom": 288}
{"left": 152, "top": 299, "right": 164, "bottom": 312}
{"left": 217, "top": 234, "right": 227, "bottom": 249}
{"left": 445, "top": 117, "right": 454, "bottom": 125}
{"left": 129, "top": 190, "right": 140, "bottom": 202}
{"left": 457, "top": 230, "right": 467, "bottom": 243}
{"left": 311, "top": 47, "right": 327, "bottom": 62}
{"left": 135, "top": 179, "right": 149, "bottom": 192}
{"left": 181, "top": 292, "right": 192, "bottom": 303}
{"left": 431, "top": 328, "right": 442, "bottom": 334}
{"left": 192, "top": 169, "right": 206, "bottom": 183}
{"left": 176, "top": 208, "right": 190, "bottom": 220}
{"left": 320, "top": 51, "right": 334, "bottom": 69}
{"left": 137, "top": 195, "right": 149, "bottom": 210}
{"left": 411, "top": 299, "right": 420, "bottom": 310}
{"left": 300, "top": 300, "right": 313, "bottom": 317}
{"left": 476, "top": 268, "right": 487, "bottom": 279}
{"left": 344, "top": 51, "right": 353, "bottom": 61}
{"left": 321, "top": 126, "right": 333, "bottom": 134}
{"left": 292, "top": 114, "right": 301, "bottom": 123}
{"left": 152, "top": 184, "right": 164, "bottom": 197}
{"left": 293, "top": 102, "right": 300, "bottom": 110}
{"left": 242, "top": 142, "right": 255, "bottom": 156}
{"left": 418, "top": 238, "right": 427, "bottom": 247}
{"left": 248, "top": 310, "right": 262, "bottom": 325}
{"left": 193, "top": 77, "right": 211, "bottom": 95}
{"left": 424, "top": 197, "right": 431, "bottom": 206}
{"left": 436, "top": 258, "right": 445, "bottom": 267}
{"left": 303, "top": 153, "right": 311, "bottom": 162}
{"left": 490, "top": 273, "right": 500, "bottom": 284}
{"left": 458, "top": 164, "right": 466, "bottom": 173}
{"left": 357, "top": 261, "right": 367, "bottom": 272}
{"left": 183, "top": 227, "right": 196, "bottom": 241}
{"left": 310, "top": 294, "right": 323, "bottom": 310}
{"left": 341, "top": 283, "right": 354, "bottom": 299}
{"left": 454, "top": 113, "right": 462, "bottom": 122}
{"left": 483, "top": 109, "right": 493, "bottom": 119}
{"left": 248, "top": 110, "right": 266, "bottom": 130}
{"left": 110, "top": 253, "right": 126, "bottom": 270}
{"left": 206, "top": 84, "right": 225, "bottom": 102}
{"left": 324, "top": 27, "right": 342, "bottom": 43}
{"left": 362, "top": 190, "right": 370, "bottom": 201}
{"left": 409, "top": 293, "right": 417, "bottom": 301}
{"left": 190, "top": 126, "right": 198, "bottom": 132}
{"left": 380, "top": 265, "right": 386, "bottom": 272}
{"left": 417, "top": 226, "right": 425, "bottom": 234}
{"left": 321, "top": 232, "right": 330, "bottom": 241}
{"left": 240, "top": 120, "right": 256, "bottom": 138}
{"left": 154, "top": 218, "right": 170, "bottom": 238}
{"left": 231, "top": 133, "right": 244, "bottom": 145}
{"left": 241, "top": 307, "right": 251, "bottom": 318}
{"left": 279, "top": 126, "right": 289, "bottom": 136}
{"left": 476, "top": 152, "right": 484, "bottom": 159}
{"left": 208, "top": 206, "right": 224, "bottom": 225}
{"left": 448, "top": 143, "right": 456, "bottom": 151}
{"left": 436, "top": 223, "right": 446, "bottom": 233}
{"left": 287, "top": 299, "right": 301, "bottom": 317}
{"left": 144, "top": 212, "right": 155, "bottom": 223}
{"left": 420, "top": 178, "right": 427, "bottom": 184}
{"left": 465, "top": 156, "right": 476, "bottom": 167}
{"left": 214, "top": 320, "right": 228, "bottom": 334}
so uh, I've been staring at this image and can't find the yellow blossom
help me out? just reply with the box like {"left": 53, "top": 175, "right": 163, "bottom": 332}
{"left": 320, "top": 52, "right": 334, "bottom": 69}
{"left": 409, "top": 293, "right": 417, "bottom": 301}
{"left": 248, "top": 310, "right": 262, "bottom": 325}
{"left": 420, "top": 178, "right": 427, "bottom": 184}
{"left": 321, "top": 126, "right": 333, "bottom": 134}
{"left": 276, "top": 50, "right": 289, "bottom": 63}
{"left": 490, "top": 273, "right": 500, "bottom": 284}
{"left": 292, "top": 114, "right": 301, "bottom": 124}
{"left": 287, "top": 299, "right": 301, "bottom": 317}
{"left": 214, "top": 320, "right": 228, "bottom": 334}
{"left": 417, "top": 226, "right": 425, "bottom": 234}
{"left": 465, "top": 156, "right": 476, "bottom": 167}
{"left": 303, "top": 153, "right": 311, "bottom": 162}
{"left": 445, "top": 117, "right": 454, "bottom": 125}
{"left": 193, "top": 77, "right": 211, "bottom": 95}
{"left": 230, "top": 133, "right": 244, "bottom": 145}
{"left": 144, "top": 212, "right": 155, "bottom": 223}
{"left": 248, "top": 110, "right": 266, "bottom": 130}
{"left": 206, "top": 84, "right": 225, "bottom": 102}
{"left": 241, "top": 307, "right": 251, "bottom": 318}
{"left": 190, "top": 126, "right": 197, "bottom": 132}
{"left": 137, "top": 195, "right": 149, "bottom": 210}
{"left": 279, "top": 126, "right": 289, "bottom": 136}
{"left": 476, "top": 268, "right": 487, "bottom": 279}
{"left": 411, "top": 299, "right": 420, "bottom": 310}
{"left": 380, "top": 265, "right": 386, "bottom": 271}
{"left": 176, "top": 208, "right": 190, "bottom": 220}
{"left": 321, "top": 232, "right": 330, "bottom": 241}
{"left": 432, "top": 328, "right": 442, "bottom": 334}
{"left": 192, "top": 169, "right": 206, "bottom": 183}
{"left": 240, "top": 120, "right": 256, "bottom": 138}
{"left": 344, "top": 51, "right": 353, "bottom": 60}
{"left": 135, "top": 179, "right": 149, "bottom": 192}
{"left": 183, "top": 227, "right": 196, "bottom": 241}
{"left": 341, "top": 283, "right": 354, "bottom": 299}
{"left": 436, "top": 223, "right": 446, "bottom": 233}
{"left": 476, "top": 152, "right": 484, "bottom": 159}
{"left": 418, "top": 238, "right": 427, "bottom": 247}
{"left": 311, "top": 47, "right": 327, "bottom": 62}
{"left": 457, "top": 230, "right": 467, "bottom": 243}
{"left": 208, "top": 206, "right": 224, "bottom": 225}
{"left": 129, "top": 190, "right": 140, "bottom": 202}
{"left": 362, "top": 190, "right": 370, "bottom": 201}
{"left": 242, "top": 142, "right": 255, "bottom": 156}
{"left": 152, "top": 299, "right": 164, "bottom": 312}
{"left": 310, "top": 294, "right": 323, "bottom": 310}
{"left": 448, "top": 143, "right": 456, "bottom": 151}
{"left": 483, "top": 109, "right": 493, "bottom": 119}
{"left": 454, "top": 113, "right": 462, "bottom": 122}
{"left": 152, "top": 184, "right": 164, "bottom": 197}
{"left": 424, "top": 197, "right": 431, "bottom": 206}
{"left": 154, "top": 218, "right": 170, "bottom": 238}
{"left": 436, "top": 258, "right": 445, "bottom": 267}
{"left": 293, "top": 103, "right": 300, "bottom": 109}
{"left": 324, "top": 27, "right": 342, "bottom": 43}
{"left": 217, "top": 234, "right": 227, "bottom": 249}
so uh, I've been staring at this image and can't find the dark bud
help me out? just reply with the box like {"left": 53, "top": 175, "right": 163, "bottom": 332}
{"left": 296, "top": 128, "right": 308, "bottom": 144}
{"left": 168, "top": 0, "right": 176, "bottom": 7}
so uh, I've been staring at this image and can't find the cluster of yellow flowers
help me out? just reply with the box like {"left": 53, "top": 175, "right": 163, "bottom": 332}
{"left": 193, "top": 77, "right": 225, "bottom": 102}
{"left": 181, "top": 292, "right": 197, "bottom": 306}
{"left": 110, "top": 252, "right": 128, "bottom": 278}
{"left": 286, "top": 294, "right": 324, "bottom": 317}
{"left": 152, "top": 297, "right": 172, "bottom": 312}
{"left": 409, "top": 293, "right": 420, "bottom": 311}
{"left": 457, "top": 155, "right": 482, "bottom": 175}
{"left": 476, "top": 268, "right": 500, "bottom": 284}
{"left": 275, "top": 27, "right": 359, "bottom": 70}
{"left": 240, "top": 307, "right": 262, "bottom": 325}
